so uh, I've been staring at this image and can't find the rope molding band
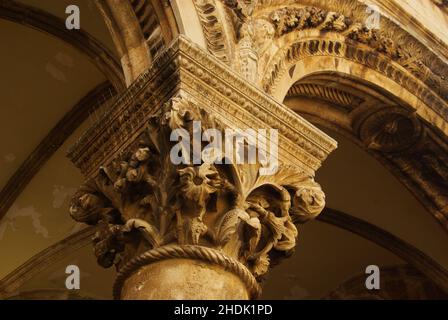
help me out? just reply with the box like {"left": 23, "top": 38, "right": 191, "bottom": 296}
{"left": 113, "top": 245, "right": 262, "bottom": 300}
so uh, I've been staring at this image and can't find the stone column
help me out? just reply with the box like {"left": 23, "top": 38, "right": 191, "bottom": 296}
{"left": 67, "top": 35, "right": 337, "bottom": 300}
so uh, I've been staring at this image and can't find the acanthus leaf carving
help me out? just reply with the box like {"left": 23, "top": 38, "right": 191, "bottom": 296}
{"left": 69, "top": 94, "right": 326, "bottom": 280}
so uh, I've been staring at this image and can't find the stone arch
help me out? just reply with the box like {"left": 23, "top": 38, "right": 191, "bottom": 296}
{"left": 267, "top": 52, "right": 445, "bottom": 132}
{"left": 185, "top": 1, "right": 448, "bottom": 232}
{"left": 232, "top": 5, "right": 448, "bottom": 233}
{"left": 281, "top": 63, "right": 448, "bottom": 231}
{"left": 202, "top": 2, "right": 447, "bottom": 100}
{"left": 96, "top": 0, "right": 179, "bottom": 86}
{"left": 262, "top": 38, "right": 447, "bottom": 136}
{"left": 0, "top": 0, "right": 125, "bottom": 91}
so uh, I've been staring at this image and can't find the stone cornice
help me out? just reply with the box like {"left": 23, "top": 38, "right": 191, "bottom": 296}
{"left": 68, "top": 35, "right": 337, "bottom": 178}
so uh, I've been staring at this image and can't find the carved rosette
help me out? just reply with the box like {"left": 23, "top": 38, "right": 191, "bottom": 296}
{"left": 69, "top": 95, "right": 326, "bottom": 295}
{"left": 355, "top": 107, "right": 424, "bottom": 153}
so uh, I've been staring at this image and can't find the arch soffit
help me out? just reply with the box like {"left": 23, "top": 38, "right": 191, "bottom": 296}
{"left": 96, "top": 0, "right": 179, "bottom": 86}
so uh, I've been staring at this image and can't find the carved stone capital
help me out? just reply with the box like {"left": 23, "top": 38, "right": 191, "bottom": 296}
{"left": 68, "top": 36, "right": 336, "bottom": 299}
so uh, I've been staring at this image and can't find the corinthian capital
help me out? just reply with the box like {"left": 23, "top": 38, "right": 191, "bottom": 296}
{"left": 68, "top": 36, "right": 336, "bottom": 299}
{"left": 70, "top": 95, "right": 324, "bottom": 284}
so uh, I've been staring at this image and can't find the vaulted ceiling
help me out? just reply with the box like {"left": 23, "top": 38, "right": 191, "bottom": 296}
{"left": 0, "top": 0, "right": 118, "bottom": 278}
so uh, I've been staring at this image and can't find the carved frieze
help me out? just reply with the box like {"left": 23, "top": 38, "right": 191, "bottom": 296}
{"left": 210, "top": 1, "right": 448, "bottom": 126}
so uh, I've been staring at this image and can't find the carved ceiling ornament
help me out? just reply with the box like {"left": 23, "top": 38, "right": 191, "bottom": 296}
{"left": 193, "top": 0, "right": 232, "bottom": 65}
{"left": 355, "top": 107, "right": 424, "bottom": 153}
{"left": 67, "top": 36, "right": 336, "bottom": 298}
{"left": 287, "top": 82, "right": 363, "bottom": 111}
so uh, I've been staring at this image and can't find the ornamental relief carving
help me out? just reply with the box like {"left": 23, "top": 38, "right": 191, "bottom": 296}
{"left": 195, "top": 1, "right": 448, "bottom": 106}
{"left": 354, "top": 107, "right": 424, "bottom": 153}
{"left": 193, "top": 0, "right": 232, "bottom": 65}
{"left": 208, "top": 1, "right": 448, "bottom": 232}
{"left": 260, "top": 7, "right": 447, "bottom": 102}
{"left": 69, "top": 95, "right": 325, "bottom": 279}
{"left": 287, "top": 82, "right": 364, "bottom": 112}
{"left": 262, "top": 38, "right": 448, "bottom": 132}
